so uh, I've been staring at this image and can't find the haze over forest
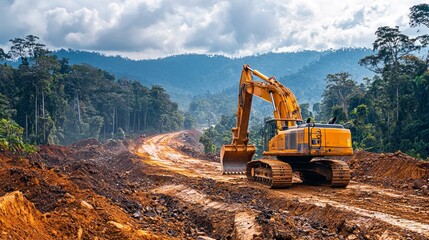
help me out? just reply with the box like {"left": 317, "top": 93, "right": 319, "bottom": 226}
{"left": 53, "top": 48, "right": 374, "bottom": 109}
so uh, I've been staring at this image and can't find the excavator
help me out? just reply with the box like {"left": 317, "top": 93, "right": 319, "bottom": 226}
{"left": 220, "top": 65, "right": 353, "bottom": 188}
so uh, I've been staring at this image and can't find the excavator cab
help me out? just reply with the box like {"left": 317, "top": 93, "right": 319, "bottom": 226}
{"left": 263, "top": 119, "right": 299, "bottom": 151}
{"left": 263, "top": 119, "right": 279, "bottom": 151}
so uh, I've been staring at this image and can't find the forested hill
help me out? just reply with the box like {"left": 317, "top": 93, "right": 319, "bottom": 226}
{"left": 0, "top": 37, "right": 185, "bottom": 147}
{"left": 54, "top": 48, "right": 373, "bottom": 107}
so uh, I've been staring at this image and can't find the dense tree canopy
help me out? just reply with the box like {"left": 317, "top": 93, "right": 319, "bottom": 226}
{"left": 0, "top": 35, "right": 184, "bottom": 145}
{"left": 319, "top": 4, "right": 429, "bottom": 158}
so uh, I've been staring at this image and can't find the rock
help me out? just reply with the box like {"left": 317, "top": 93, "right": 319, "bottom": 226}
{"left": 108, "top": 221, "right": 131, "bottom": 231}
{"left": 80, "top": 200, "right": 94, "bottom": 210}
{"left": 64, "top": 193, "right": 74, "bottom": 199}
{"left": 347, "top": 234, "right": 357, "bottom": 240}
{"left": 413, "top": 180, "right": 426, "bottom": 189}
{"left": 196, "top": 236, "right": 216, "bottom": 240}
{"left": 132, "top": 211, "right": 141, "bottom": 219}
{"left": 77, "top": 227, "right": 83, "bottom": 240}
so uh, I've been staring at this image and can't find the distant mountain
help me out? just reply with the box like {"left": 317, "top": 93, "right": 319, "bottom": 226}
{"left": 53, "top": 48, "right": 373, "bottom": 109}
{"left": 282, "top": 48, "right": 374, "bottom": 104}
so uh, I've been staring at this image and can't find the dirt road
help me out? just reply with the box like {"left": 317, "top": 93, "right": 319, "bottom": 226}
{"left": 1, "top": 130, "right": 427, "bottom": 239}
{"left": 137, "top": 131, "right": 429, "bottom": 239}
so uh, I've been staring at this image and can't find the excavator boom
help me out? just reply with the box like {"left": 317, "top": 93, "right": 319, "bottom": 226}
{"left": 221, "top": 65, "right": 302, "bottom": 174}
{"left": 221, "top": 65, "right": 256, "bottom": 174}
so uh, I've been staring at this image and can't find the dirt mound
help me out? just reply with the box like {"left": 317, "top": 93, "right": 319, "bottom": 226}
{"left": 71, "top": 138, "right": 102, "bottom": 149}
{"left": 174, "top": 129, "right": 220, "bottom": 162}
{"left": 36, "top": 145, "right": 73, "bottom": 165}
{"left": 0, "top": 140, "right": 176, "bottom": 239}
{"left": 0, "top": 191, "right": 52, "bottom": 239}
{"left": 349, "top": 150, "right": 429, "bottom": 191}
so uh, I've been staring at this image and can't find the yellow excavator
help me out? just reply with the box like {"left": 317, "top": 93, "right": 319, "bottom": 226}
{"left": 220, "top": 65, "right": 353, "bottom": 188}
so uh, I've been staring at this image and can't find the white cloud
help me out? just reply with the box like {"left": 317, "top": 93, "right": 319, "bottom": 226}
{"left": 0, "top": 0, "right": 426, "bottom": 59}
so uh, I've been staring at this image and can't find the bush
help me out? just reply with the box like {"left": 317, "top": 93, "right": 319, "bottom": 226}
{"left": 0, "top": 118, "right": 37, "bottom": 155}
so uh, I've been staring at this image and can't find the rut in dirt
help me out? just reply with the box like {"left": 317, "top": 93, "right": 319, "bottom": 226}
{"left": 0, "top": 130, "right": 428, "bottom": 239}
{"left": 138, "top": 130, "right": 429, "bottom": 239}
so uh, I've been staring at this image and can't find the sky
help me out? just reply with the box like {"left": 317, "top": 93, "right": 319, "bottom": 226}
{"left": 0, "top": 0, "right": 427, "bottom": 59}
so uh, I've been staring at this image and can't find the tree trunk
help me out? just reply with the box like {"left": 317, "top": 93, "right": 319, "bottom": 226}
{"left": 112, "top": 107, "right": 115, "bottom": 138}
{"left": 25, "top": 114, "right": 28, "bottom": 140}
{"left": 42, "top": 91, "right": 46, "bottom": 141}
{"left": 35, "top": 87, "right": 38, "bottom": 142}
{"left": 132, "top": 111, "right": 135, "bottom": 132}
{"left": 144, "top": 109, "right": 148, "bottom": 130}
{"left": 137, "top": 111, "right": 140, "bottom": 131}
{"left": 76, "top": 94, "right": 81, "bottom": 124}
{"left": 396, "top": 85, "right": 399, "bottom": 122}
{"left": 126, "top": 111, "right": 130, "bottom": 133}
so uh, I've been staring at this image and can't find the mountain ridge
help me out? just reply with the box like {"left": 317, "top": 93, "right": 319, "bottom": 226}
{"left": 53, "top": 48, "right": 374, "bottom": 109}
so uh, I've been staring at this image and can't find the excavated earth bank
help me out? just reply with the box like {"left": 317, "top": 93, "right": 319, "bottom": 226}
{"left": 0, "top": 129, "right": 427, "bottom": 239}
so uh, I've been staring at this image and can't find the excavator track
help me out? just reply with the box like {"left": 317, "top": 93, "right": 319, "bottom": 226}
{"left": 325, "top": 159, "right": 350, "bottom": 188}
{"left": 301, "top": 159, "right": 350, "bottom": 188}
{"left": 246, "top": 159, "right": 292, "bottom": 188}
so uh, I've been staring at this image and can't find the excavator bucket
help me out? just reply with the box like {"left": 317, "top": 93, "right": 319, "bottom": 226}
{"left": 220, "top": 144, "right": 256, "bottom": 174}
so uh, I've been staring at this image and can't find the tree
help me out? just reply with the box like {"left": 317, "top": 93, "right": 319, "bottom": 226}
{"left": 320, "top": 72, "right": 361, "bottom": 121}
{"left": 360, "top": 26, "right": 419, "bottom": 73}
{"left": 0, "top": 118, "right": 36, "bottom": 155}
{"left": 312, "top": 103, "right": 320, "bottom": 119}
{"left": 359, "top": 26, "right": 420, "bottom": 138}
{"left": 299, "top": 103, "right": 313, "bottom": 121}
{"left": 409, "top": 4, "right": 429, "bottom": 28}
{"left": 0, "top": 48, "right": 9, "bottom": 61}
{"left": 348, "top": 3, "right": 429, "bottom": 157}
{"left": 183, "top": 113, "right": 195, "bottom": 129}
{"left": 0, "top": 93, "right": 15, "bottom": 119}
{"left": 1, "top": 35, "right": 187, "bottom": 146}
{"left": 199, "top": 114, "right": 235, "bottom": 154}
{"left": 409, "top": 4, "right": 429, "bottom": 68}
{"left": 9, "top": 35, "right": 49, "bottom": 65}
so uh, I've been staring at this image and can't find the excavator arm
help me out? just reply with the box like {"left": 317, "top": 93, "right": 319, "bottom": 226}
{"left": 221, "top": 65, "right": 302, "bottom": 174}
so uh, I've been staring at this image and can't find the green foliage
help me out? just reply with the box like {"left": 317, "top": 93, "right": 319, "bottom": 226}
{"left": 199, "top": 115, "right": 235, "bottom": 154}
{"left": 319, "top": 72, "right": 364, "bottom": 122}
{"left": 317, "top": 4, "right": 429, "bottom": 158}
{"left": 299, "top": 103, "right": 313, "bottom": 121}
{"left": 0, "top": 93, "right": 15, "bottom": 119}
{"left": 0, "top": 35, "right": 185, "bottom": 146}
{"left": 0, "top": 118, "right": 36, "bottom": 155}
{"left": 187, "top": 90, "right": 236, "bottom": 126}
{"left": 9, "top": 35, "right": 49, "bottom": 65}
{"left": 409, "top": 4, "right": 429, "bottom": 28}
{"left": 0, "top": 48, "right": 9, "bottom": 61}
{"left": 183, "top": 113, "right": 195, "bottom": 130}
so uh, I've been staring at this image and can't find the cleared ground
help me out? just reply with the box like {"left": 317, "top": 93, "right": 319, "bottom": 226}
{"left": 0, "top": 130, "right": 428, "bottom": 239}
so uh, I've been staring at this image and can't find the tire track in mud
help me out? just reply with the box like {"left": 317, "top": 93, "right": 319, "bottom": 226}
{"left": 137, "top": 131, "right": 241, "bottom": 182}
{"left": 152, "top": 184, "right": 262, "bottom": 239}
{"left": 286, "top": 191, "right": 429, "bottom": 236}
{"left": 138, "top": 131, "right": 429, "bottom": 239}
{"left": 138, "top": 133, "right": 262, "bottom": 239}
